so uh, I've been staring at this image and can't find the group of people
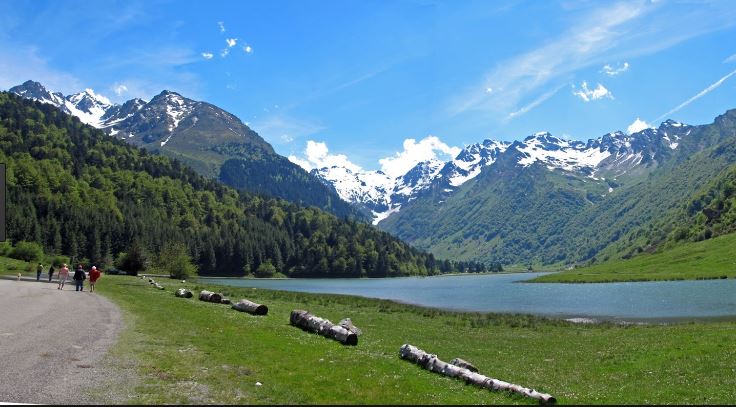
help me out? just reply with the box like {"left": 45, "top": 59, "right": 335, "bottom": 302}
{"left": 35, "top": 263, "right": 102, "bottom": 292}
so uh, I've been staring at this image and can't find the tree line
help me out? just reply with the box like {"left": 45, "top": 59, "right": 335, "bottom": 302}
{"left": 0, "top": 93, "right": 488, "bottom": 277}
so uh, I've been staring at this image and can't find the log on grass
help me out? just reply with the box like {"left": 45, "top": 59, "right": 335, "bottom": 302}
{"left": 175, "top": 288, "right": 193, "bottom": 298}
{"left": 232, "top": 299, "right": 268, "bottom": 315}
{"left": 220, "top": 298, "right": 232, "bottom": 305}
{"left": 199, "top": 290, "right": 223, "bottom": 303}
{"left": 153, "top": 282, "right": 165, "bottom": 290}
{"left": 290, "top": 310, "right": 358, "bottom": 346}
{"left": 399, "top": 344, "right": 556, "bottom": 404}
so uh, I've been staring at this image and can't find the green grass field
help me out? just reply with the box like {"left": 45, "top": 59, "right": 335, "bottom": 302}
{"left": 87, "top": 274, "right": 736, "bottom": 404}
{"left": 531, "top": 233, "right": 736, "bottom": 283}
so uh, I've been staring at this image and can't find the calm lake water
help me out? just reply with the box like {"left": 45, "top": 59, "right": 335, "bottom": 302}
{"left": 199, "top": 272, "right": 736, "bottom": 322}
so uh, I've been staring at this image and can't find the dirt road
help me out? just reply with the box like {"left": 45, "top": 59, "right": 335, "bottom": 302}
{"left": 0, "top": 278, "right": 125, "bottom": 404}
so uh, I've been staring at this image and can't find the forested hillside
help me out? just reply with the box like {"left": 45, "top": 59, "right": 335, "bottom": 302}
{"left": 0, "top": 93, "right": 478, "bottom": 277}
{"left": 381, "top": 109, "right": 736, "bottom": 266}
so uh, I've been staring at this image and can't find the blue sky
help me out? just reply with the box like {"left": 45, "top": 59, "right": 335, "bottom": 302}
{"left": 1, "top": 0, "right": 736, "bottom": 172}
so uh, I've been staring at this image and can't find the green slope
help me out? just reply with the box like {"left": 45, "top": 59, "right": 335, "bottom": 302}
{"left": 0, "top": 92, "right": 474, "bottom": 278}
{"left": 531, "top": 232, "right": 736, "bottom": 283}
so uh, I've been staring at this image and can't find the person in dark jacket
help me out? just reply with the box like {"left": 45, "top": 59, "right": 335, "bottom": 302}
{"left": 73, "top": 264, "right": 86, "bottom": 292}
{"left": 48, "top": 265, "right": 55, "bottom": 282}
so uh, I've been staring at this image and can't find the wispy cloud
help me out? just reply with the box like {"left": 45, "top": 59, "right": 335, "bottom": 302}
{"left": 572, "top": 81, "right": 614, "bottom": 102}
{"left": 112, "top": 84, "right": 128, "bottom": 96}
{"left": 201, "top": 52, "right": 213, "bottom": 60}
{"left": 507, "top": 84, "right": 565, "bottom": 120}
{"left": 655, "top": 68, "right": 736, "bottom": 122}
{"left": 243, "top": 45, "right": 253, "bottom": 54}
{"left": 0, "top": 45, "right": 82, "bottom": 94}
{"left": 601, "top": 62, "right": 630, "bottom": 76}
{"left": 220, "top": 48, "right": 230, "bottom": 58}
{"left": 218, "top": 21, "right": 225, "bottom": 33}
{"left": 448, "top": 1, "right": 736, "bottom": 120}
{"left": 250, "top": 114, "right": 325, "bottom": 146}
{"left": 226, "top": 38, "right": 237, "bottom": 48}
{"left": 725, "top": 54, "right": 736, "bottom": 63}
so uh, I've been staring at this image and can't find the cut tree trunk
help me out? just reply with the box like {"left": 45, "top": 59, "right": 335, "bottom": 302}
{"left": 220, "top": 298, "right": 232, "bottom": 305}
{"left": 450, "top": 357, "right": 478, "bottom": 372}
{"left": 175, "top": 288, "right": 193, "bottom": 298}
{"left": 290, "top": 310, "right": 358, "bottom": 346}
{"left": 399, "top": 344, "right": 555, "bottom": 404}
{"left": 232, "top": 299, "right": 268, "bottom": 315}
{"left": 153, "top": 282, "right": 165, "bottom": 290}
{"left": 199, "top": 290, "right": 223, "bottom": 303}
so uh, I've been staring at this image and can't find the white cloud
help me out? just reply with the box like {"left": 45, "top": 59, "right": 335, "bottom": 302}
{"left": 601, "top": 62, "right": 630, "bottom": 76}
{"left": 627, "top": 117, "right": 651, "bottom": 134}
{"left": 218, "top": 21, "right": 225, "bottom": 33}
{"left": 201, "top": 52, "right": 213, "bottom": 60}
{"left": 288, "top": 141, "right": 363, "bottom": 172}
{"left": 378, "top": 136, "right": 460, "bottom": 179}
{"left": 655, "top": 68, "right": 736, "bottom": 122}
{"left": 724, "top": 54, "right": 736, "bottom": 63}
{"left": 572, "top": 81, "right": 613, "bottom": 102}
{"left": 220, "top": 48, "right": 230, "bottom": 58}
{"left": 226, "top": 38, "right": 237, "bottom": 48}
{"left": 113, "top": 84, "right": 128, "bottom": 96}
{"left": 243, "top": 45, "right": 253, "bottom": 54}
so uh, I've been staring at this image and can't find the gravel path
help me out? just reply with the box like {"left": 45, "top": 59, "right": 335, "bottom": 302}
{"left": 0, "top": 278, "right": 127, "bottom": 404}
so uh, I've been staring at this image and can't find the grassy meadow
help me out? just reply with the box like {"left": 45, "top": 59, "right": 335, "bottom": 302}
{"left": 83, "top": 274, "right": 736, "bottom": 404}
{"left": 532, "top": 232, "right": 736, "bottom": 283}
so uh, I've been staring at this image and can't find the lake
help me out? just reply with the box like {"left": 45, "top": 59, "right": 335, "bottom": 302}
{"left": 199, "top": 272, "right": 736, "bottom": 322}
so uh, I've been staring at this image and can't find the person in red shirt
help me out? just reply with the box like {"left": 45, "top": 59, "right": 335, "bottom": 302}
{"left": 89, "top": 266, "right": 101, "bottom": 292}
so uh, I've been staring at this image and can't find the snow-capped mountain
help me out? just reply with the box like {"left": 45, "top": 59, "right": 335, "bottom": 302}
{"left": 9, "top": 80, "right": 114, "bottom": 127}
{"left": 311, "top": 121, "right": 694, "bottom": 224}
{"left": 9, "top": 81, "right": 270, "bottom": 155}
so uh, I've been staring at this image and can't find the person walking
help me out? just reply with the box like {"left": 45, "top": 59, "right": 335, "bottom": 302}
{"left": 88, "top": 266, "right": 101, "bottom": 292}
{"left": 73, "top": 264, "right": 86, "bottom": 292}
{"left": 48, "top": 265, "right": 55, "bottom": 282}
{"left": 36, "top": 263, "right": 44, "bottom": 281}
{"left": 57, "top": 264, "right": 70, "bottom": 290}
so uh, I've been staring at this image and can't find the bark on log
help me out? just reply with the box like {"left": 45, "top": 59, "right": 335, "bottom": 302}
{"left": 338, "top": 318, "right": 362, "bottom": 335}
{"left": 175, "top": 288, "right": 193, "bottom": 298}
{"left": 232, "top": 299, "right": 268, "bottom": 315}
{"left": 290, "top": 310, "right": 358, "bottom": 346}
{"left": 220, "top": 298, "right": 232, "bottom": 305}
{"left": 450, "top": 357, "right": 478, "bottom": 372}
{"left": 153, "top": 282, "right": 165, "bottom": 290}
{"left": 399, "top": 344, "right": 555, "bottom": 404}
{"left": 199, "top": 290, "right": 223, "bottom": 303}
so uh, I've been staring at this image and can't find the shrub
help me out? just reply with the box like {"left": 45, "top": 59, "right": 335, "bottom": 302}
{"left": 157, "top": 242, "right": 197, "bottom": 280}
{"left": 9, "top": 241, "right": 43, "bottom": 262}
{"left": 255, "top": 262, "right": 276, "bottom": 278}
{"left": 51, "top": 255, "right": 69, "bottom": 267}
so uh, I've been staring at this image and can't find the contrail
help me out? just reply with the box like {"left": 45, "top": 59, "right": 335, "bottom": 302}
{"left": 655, "top": 68, "right": 736, "bottom": 122}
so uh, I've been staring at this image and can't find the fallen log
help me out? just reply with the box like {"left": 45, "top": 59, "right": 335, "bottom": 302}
{"left": 175, "top": 288, "right": 193, "bottom": 298}
{"left": 399, "top": 344, "right": 555, "bottom": 404}
{"left": 290, "top": 310, "right": 358, "bottom": 346}
{"left": 199, "top": 290, "right": 223, "bottom": 303}
{"left": 232, "top": 299, "right": 268, "bottom": 315}
{"left": 153, "top": 282, "right": 165, "bottom": 290}
{"left": 220, "top": 298, "right": 232, "bottom": 305}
